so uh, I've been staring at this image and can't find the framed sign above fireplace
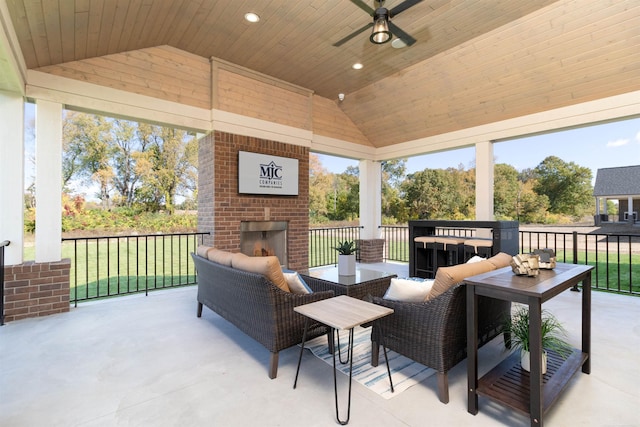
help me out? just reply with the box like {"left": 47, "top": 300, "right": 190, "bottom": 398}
{"left": 238, "top": 151, "right": 299, "bottom": 195}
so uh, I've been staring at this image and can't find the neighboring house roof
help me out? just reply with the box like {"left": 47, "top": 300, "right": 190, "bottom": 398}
{"left": 593, "top": 166, "right": 640, "bottom": 197}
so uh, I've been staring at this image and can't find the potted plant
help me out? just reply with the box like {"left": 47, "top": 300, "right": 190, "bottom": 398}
{"left": 335, "top": 240, "right": 358, "bottom": 276}
{"left": 503, "top": 307, "right": 573, "bottom": 374}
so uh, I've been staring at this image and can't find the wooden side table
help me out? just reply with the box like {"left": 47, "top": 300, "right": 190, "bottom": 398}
{"left": 293, "top": 295, "right": 394, "bottom": 425}
{"left": 465, "top": 263, "right": 593, "bottom": 426}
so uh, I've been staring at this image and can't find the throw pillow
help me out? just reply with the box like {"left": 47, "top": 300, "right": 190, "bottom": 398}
{"left": 231, "top": 254, "right": 290, "bottom": 293}
{"left": 207, "top": 248, "right": 234, "bottom": 266}
{"left": 196, "top": 245, "right": 212, "bottom": 258}
{"left": 383, "top": 277, "right": 434, "bottom": 302}
{"left": 486, "top": 252, "right": 513, "bottom": 269}
{"left": 282, "top": 270, "right": 312, "bottom": 294}
{"left": 428, "top": 259, "right": 496, "bottom": 301}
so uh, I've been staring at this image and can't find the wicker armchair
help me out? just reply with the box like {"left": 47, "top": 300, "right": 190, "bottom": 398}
{"left": 192, "top": 254, "right": 334, "bottom": 379}
{"left": 370, "top": 283, "right": 510, "bottom": 403}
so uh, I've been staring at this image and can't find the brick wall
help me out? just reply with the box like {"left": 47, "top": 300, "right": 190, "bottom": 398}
{"left": 3, "top": 259, "right": 71, "bottom": 322}
{"left": 197, "top": 131, "right": 310, "bottom": 271}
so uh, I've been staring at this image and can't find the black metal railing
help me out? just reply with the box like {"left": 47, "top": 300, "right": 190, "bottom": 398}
{"left": 308, "top": 226, "right": 362, "bottom": 267}
{"left": 519, "top": 230, "right": 638, "bottom": 295}
{"left": 374, "top": 225, "right": 638, "bottom": 296}
{"left": 1, "top": 240, "right": 9, "bottom": 325}
{"left": 62, "top": 232, "right": 209, "bottom": 305}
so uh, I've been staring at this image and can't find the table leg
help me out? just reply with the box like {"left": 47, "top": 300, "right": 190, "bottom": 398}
{"left": 466, "top": 284, "right": 479, "bottom": 415}
{"left": 529, "top": 299, "right": 543, "bottom": 427}
{"left": 332, "top": 327, "right": 354, "bottom": 425}
{"left": 582, "top": 272, "right": 591, "bottom": 374}
{"left": 293, "top": 318, "right": 310, "bottom": 389}
{"left": 335, "top": 329, "right": 353, "bottom": 365}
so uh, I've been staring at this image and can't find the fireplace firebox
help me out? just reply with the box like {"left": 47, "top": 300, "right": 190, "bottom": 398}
{"left": 239, "top": 221, "right": 288, "bottom": 268}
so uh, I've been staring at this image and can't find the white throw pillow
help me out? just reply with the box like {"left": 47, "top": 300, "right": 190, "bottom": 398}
{"left": 283, "top": 271, "right": 312, "bottom": 294}
{"left": 466, "top": 255, "right": 486, "bottom": 264}
{"left": 383, "top": 277, "right": 434, "bottom": 302}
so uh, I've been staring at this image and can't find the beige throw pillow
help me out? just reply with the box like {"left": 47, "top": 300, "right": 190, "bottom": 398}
{"left": 207, "top": 248, "right": 234, "bottom": 267}
{"left": 486, "top": 252, "right": 513, "bottom": 269}
{"left": 231, "top": 254, "right": 290, "bottom": 293}
{"left": 383, "top": 277, "right": 434, "bottom": 302}
{"left": 427, "top": 260, "right": 496, "bottom": 301}
{"left": 196, "top": 245, "right": 212, "bottom": 258}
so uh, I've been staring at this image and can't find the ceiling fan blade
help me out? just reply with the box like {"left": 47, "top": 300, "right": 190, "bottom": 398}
{"left": 349, "top": 0, "right": 375, "bottom": 15}
{"left": 333, "top": 22, "right": 374, "bottom": 47}
{"left": 388, "top": 21, "right": 417, "bottom": 46}
{"left": 389, "top": 0, "right": 423, "bottom": 17}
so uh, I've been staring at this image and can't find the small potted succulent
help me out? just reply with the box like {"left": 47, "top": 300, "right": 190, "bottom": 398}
{"left": 503, "top": 306, "right": 573, "bottom": 374}
{"left": 335, "top": 240, "right": 358, "bottom": 276}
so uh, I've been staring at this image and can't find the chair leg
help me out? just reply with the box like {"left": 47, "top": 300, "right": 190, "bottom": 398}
{"left": 436, "top": 372, "right": 449, "bottom": 404}
{"left": 370, "top": 341, "right": 380, "bottom": 367}
{"left": 197, "top": 302, "right": 203, "bottom": 317}
{"left": 268, "top": 352, "right": 279, "bottom": 379}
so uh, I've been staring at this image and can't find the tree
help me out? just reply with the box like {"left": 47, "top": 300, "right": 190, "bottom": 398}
{"left": 381, "top": 159, "right": 407, "bottom": 223}
{"left": 309, "top": 154, "right": 333, "bottom": 222}
{"left": 62, "top": 111, "right": 114, "bottom": 207}
{"left": 494, "top": 163, "right": 520, "bottom": 219}
{"left": 533, "top": 156, "right": 593, "bottom": 218}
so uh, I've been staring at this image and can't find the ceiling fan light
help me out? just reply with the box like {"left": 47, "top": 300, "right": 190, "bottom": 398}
{"left": 370, "top": 17, "right": 392, "bottom": 44}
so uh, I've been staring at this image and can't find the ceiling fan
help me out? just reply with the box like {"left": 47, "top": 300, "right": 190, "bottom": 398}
{"left": 333, "top": 0, "right": 423, "bottom": 47}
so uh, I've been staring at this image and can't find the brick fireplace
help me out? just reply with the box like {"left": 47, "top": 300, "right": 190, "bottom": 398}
{"left": 197, "top": 131, "right": 309, "bottom": 271}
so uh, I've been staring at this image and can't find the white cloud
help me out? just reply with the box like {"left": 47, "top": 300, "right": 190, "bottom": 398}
{"left": 606, "top": 138, "right": 629, "bottom": 148}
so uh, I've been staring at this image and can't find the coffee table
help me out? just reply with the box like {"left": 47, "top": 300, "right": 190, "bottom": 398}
{"left": 293, "top": 295, "right": 394, "bottom": 425}
{"left": 299, "top": 266, "right": 396, "bottom": 300}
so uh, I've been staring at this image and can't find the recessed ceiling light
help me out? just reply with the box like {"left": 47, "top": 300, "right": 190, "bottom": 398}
{"left": 391, "top": 38, "right": 407, "bottom": 49}
{"left": 244, "top": 12, "right": 260, "bottom": 23}
{"left": 352, "top": 63, "right": 363, "bottom": 70}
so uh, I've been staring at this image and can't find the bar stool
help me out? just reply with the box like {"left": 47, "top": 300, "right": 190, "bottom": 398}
{"left": 434, "top": 236, "right": 466, "bottom": 266}
{"left": 463, "top": 238, "right": 494, "bottom": 261}
{"left": 414, "top": 236, "right": 437, "bottom": 278}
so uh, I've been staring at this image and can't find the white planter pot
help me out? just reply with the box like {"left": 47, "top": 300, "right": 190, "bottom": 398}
{"left": 521, "top": 350, "right": 547, "bottom": 375}
{"left": 338, "top": 254, "right": 356, "bottom": 276}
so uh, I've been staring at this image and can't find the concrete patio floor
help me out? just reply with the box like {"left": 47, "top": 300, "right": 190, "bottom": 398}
{"left": 1, "top": 262, "right": 638, "bottom": 427}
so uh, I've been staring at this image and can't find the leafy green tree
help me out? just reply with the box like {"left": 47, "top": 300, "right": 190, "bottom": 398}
{"left": 533, "top": 156, "right": 593, "bottom": 218}
{"left": 309, "top": 154, "right": 333, "bottom": 223}
{"left": 382, "top": 159, "right": 407, "bottom": 223}
{"left": 494, "top": 163, "right": 520, "bottom": 219}
{"left": 400, "top": 168, "right": 472, "bottom": 220}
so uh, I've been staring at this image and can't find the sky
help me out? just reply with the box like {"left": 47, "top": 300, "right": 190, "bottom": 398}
{"left": 317, "top": 117, "right": 640, "bottom": 183}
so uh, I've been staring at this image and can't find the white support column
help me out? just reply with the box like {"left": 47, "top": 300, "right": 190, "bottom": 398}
{"left": 0, "top": 91, "right": 25, "bottom": 265}
{"left": 359, "top": 159, "right": 382, "bottom": 239}
{"left": 35, "top": 100, "right": 63, "bottom": 262}
{"left": 475, "top": 141, "right": 494, "bottom": 221}
{"left": 628, "top": 196, "right": 635, "bottom": 224}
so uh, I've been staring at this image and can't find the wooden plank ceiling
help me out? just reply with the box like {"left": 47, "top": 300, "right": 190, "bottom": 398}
{"left": 6, "top": 0, "right": 640, "bottom": 148}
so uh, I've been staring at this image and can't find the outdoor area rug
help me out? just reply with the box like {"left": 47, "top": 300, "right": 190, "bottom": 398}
{"left": 302, "top": 327, "right": 435, "bottom": 399}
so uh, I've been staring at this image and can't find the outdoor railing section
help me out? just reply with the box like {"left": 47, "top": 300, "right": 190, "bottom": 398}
{"left": 63, "top": 232, "right": 209, "bottom": 305}
{"left": 308, "top": 226, "right": 362, "bottom": 268}
{"left": 520, "top": 230, "right": 638, "bottom": 296}
{"left": 1, "top": 240, "right": 9, "bottom": 325}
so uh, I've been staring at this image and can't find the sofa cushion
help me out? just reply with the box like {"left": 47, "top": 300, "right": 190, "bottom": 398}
{"left": 282, "top": 270, "right": 312, "bottom": 294}
{"left": 486, "top": 252, "right": 513, "bottom": 269}
{"left": 196, "top": 245, "right": 213, "bottom": 258}
{"left": 428, "top": 259, "right": 496, "bottom": 301}
{"left": 207, "top": 248, "right": 234, "bottom": 266}
{"left": 231, "top": 253, "right": 290, "bottom": 293}
{"left": 384, "top": 277, "right": 434, "bottom": 302}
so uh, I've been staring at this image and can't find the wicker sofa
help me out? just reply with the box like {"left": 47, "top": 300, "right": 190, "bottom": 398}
{"left": 192, "top": 248, "right": 333, "bottom": 379}
{"left": 369, "top": 253, "right": 512, "bottom": 403}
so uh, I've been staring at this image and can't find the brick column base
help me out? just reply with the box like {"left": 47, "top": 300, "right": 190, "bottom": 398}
{"left": 3, "top": 259, "right": 71, "bottom": 322}
{"left": 357, "top": 239, "right": 385, "bottom": 263}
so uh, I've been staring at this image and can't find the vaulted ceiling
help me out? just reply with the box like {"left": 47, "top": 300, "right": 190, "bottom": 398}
{"left": 4, "top": 0, "right": 640, "bottom": 148}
